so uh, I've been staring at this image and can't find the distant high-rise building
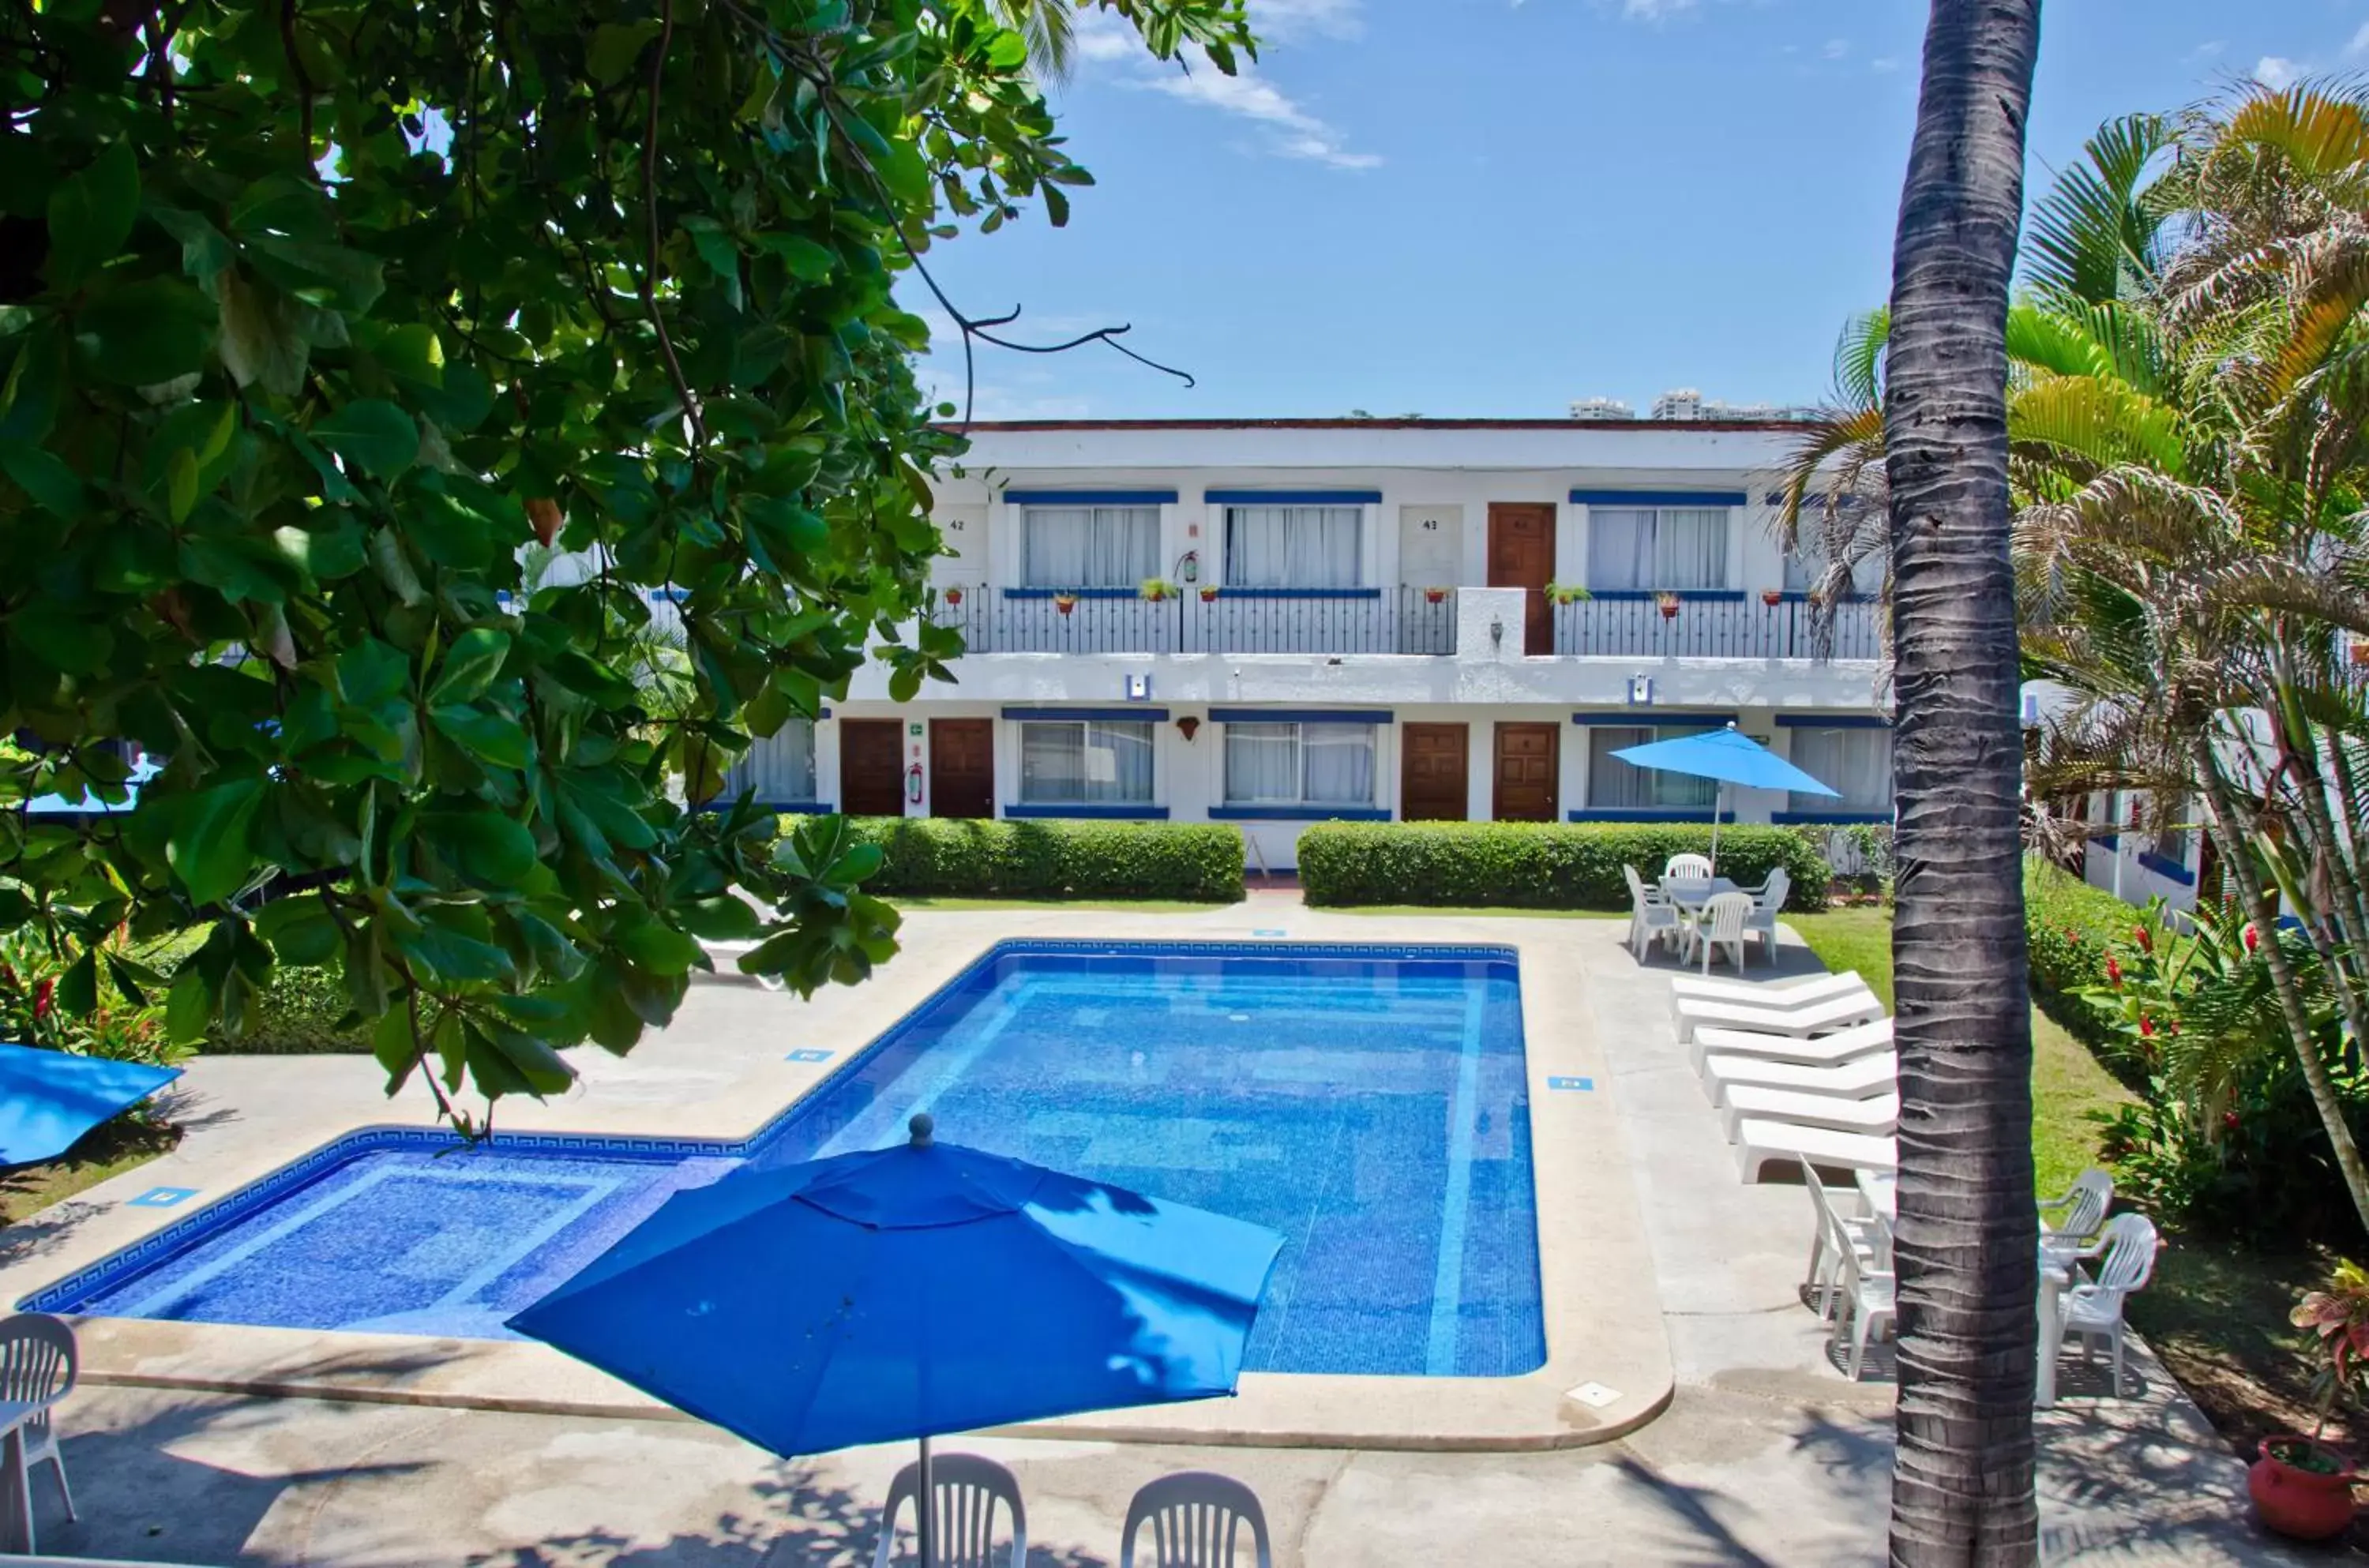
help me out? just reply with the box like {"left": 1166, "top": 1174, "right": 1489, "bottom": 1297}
{"left": 1650, "top": 388, "right": 1820, "bottom": 423}
{"left": 1566, "top": 396, "right": 1635, "bottom": 422}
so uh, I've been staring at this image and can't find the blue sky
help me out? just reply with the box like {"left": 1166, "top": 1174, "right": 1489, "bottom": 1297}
{"left": 912, "top": 0, "right": 2359, "bottom": 421}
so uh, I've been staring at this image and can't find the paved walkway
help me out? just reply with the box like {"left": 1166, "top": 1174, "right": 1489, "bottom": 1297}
{"left": 2, "top": 903, "right": 2303, "bottom": 1565}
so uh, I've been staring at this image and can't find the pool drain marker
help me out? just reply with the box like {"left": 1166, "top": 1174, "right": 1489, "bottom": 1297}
{"left": 1567, "top": 1382, "right": 1620, "bottom": 1409}
{"left": 127, "top": 1187, "right": 197, "bottom": 1209}
{"left": 1251, "top": 928, "right": 1286, "bottom": 937}
{"left": 786, "top": 1048, "right": 834, "bottom": 1063}
{"left": 1545, "top": 1075, "right": 1594, "bottom": 1092}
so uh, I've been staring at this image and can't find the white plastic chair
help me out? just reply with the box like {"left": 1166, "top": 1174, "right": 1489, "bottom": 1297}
{"left": 0, "top": 1315, "right": 77, "bottom": 1550}
{"left": 1703, "top": 1048, "right": 1898, "bottom": 1105}
{"left": 2056, "top": 1212, "right": 2161, "bottom": 1397}
{"left": 1799, "top": 1158, "right": 1883, "bottom": 1322}
{"left": 1669, "top": 967, "right": 1869, "bottom": 1010}
{"left": 1742, "top": 869, "right": 1789, "bottom": 965}
{"left": 1664, "top": 853, "right": 1715, "bottom": 882}
{"left": 2038, "top": 1169, "right": 2114, "bottom": 1266}
{"left": 1815, "top": 1196, "right": 1896, "bottom": 1380}
{"left": 1688, "top": 1016, "right": 1892, "bottom": 1076}
{"left": 1736, "top": 1120, "right": 1897, "bottom": 1183}
{"left": 1683, "top": 891, "right": 1754, "bottom": 974}
{"left": 872, "top": 1452, "right": 1027, "bottom": 1568}
{"left": 1623, "top": 865, "right": 1681, "bottom": 960}
{"left": 1120, "top": 1471, "right": 1272, "bottom": 1568}
{"left": 1675, "top": 987, "right": 1889, "bottom": 1046}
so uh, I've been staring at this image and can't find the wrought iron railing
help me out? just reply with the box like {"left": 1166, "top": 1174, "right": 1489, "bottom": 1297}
{"left": 926, "top": 587, "right": 1458, "bottom": 656}
{"left": 1549, "top": 593, "right": 1880, "bottom": 661}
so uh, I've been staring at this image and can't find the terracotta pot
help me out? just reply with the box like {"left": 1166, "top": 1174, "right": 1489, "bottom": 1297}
{"left": 1424, "top": 589, "right": 1446, "bottom": 604}
{"left": 1658, "top": 598, "right": 1681, "bottom": 620}
{"left": 2250, "top": 1438, "right": 2357, "bottom": 1540}
{"left": 943, "top": 588, "right": 963, "bottom": 606}
{"left": 1761, "top": 588, "right": 1784, "bottom": 607}
{"left": 1200, "top": 587, "right": 1220, "bottom": 602}
{"left": 1054, "top": 597, "right": 1076, "bottom": 617}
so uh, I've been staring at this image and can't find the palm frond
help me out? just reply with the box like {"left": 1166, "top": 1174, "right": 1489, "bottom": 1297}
{"left": 2026, "top": 111, "right": 2178, "bottom": 307}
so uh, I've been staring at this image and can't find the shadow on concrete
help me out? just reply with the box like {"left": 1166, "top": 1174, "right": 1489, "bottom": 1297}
{"left": 1607, "top": 1454, "right": 1784, "bottom": 1568}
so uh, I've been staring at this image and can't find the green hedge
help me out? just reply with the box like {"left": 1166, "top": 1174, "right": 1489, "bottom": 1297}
{"left": 1297, "top": 822, "right": 1831, "bottom": 912}
{"left": 811, "top": 816, "right": 1245, "bottom": 902}
{"left": 2024, "top": 857, "right": 2139, "bottom": 1058}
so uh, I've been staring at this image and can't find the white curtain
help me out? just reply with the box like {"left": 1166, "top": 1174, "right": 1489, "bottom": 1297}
{"left": 1023, "top": 507, "right": 1159, "bottom": 587}
{"left": 1224, "top": 723, "right": 1301, "bottom": 803}
{"left": 1020, "top": 721, "right": 1153, "bottom": 804}
{"left": 1588, "top": 726, "right": 1718, "bottom": 810}
{"left": 726, "top": 719, "right": 816, "bottom": 804}
{"left": 1586, "top": 508, "right": 1726, "bottom": 591}
{"left": 1788, "top": 727, "right": 1891, "bottom": 812}
{"left": 1302, "top": 726, "right": 1376, "bottom": 804}
{"left": 1586, "top": 509, "right": 1653, "bottom": 591}
{"left": 1224, "top": 507, "right": 1361, "bottom": 587}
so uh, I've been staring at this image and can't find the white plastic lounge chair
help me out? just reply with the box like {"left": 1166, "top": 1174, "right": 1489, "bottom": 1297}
{"left": 1819, "top": 1197, "right": 1898, "bottom": 1381}
{"left": 1706, "top": 1048, "right": 1897, "bottom": 1104}
{"left": 1675, "top": 986, "right": 1887, "bottom": 1045}
{"left": 1623, "top": 865, "right": 1682, "bottom": 961}
{"left": 2038, "top": 1168, "right": 2115, "bottom": 1266}
{"left": 1682, "top": 891, "right": 1755, "bottom": 975}
{"left": 1664, "top": 852, "right": 1715, "bottom": 881}
{"left": 1121, "top": 1471, "right": 1273, "bottom": 1568}
{"left": 1742, "top": 869, "right": 1789, "bottom": 963}
{"left": 873, "top": 1451, "right": 1027, "bottom": 1568}
{"left": 1736, "top": 1120, "right": 1897, "bottom": 1184}
{"left": 1800, "top": 1158, "right": 1883, "bottom": 1322}
{"left": 698, "top": 939, "right": 786, "bottom": 992}
{"left": 1689, "top": 1017, "right": 1893, "bottom": 1076}
{"left": 2056, "top": 1212, "right": 2161, "bottom": 1397}
{"left": 0, "top": 1315, "right": 76, "bottom": 1551}
{"left": 1722, "top": 1087, "right": 1900, "bottom": 1142}
{"left": 1670, "top": 967, "right": 1871, "bottom": 1011}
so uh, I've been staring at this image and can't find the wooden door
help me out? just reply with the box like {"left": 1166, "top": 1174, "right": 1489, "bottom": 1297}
{"left": 839, "top": 720, "right": 906, "bottom": 818}
{"left": 1492, "top": 722, "right": 1559, "bottom": 823}
{"left": 1400, "top": 723, "right": 1470, "bottom": 821}
{"left": 1487, "top": 503, "right": 1556, "bottom": 655}
{"left": 929, "top": 719, "right": 994, "bottom": 820}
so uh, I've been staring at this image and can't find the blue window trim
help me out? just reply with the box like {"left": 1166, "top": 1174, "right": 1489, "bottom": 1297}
{"left": 1208, "top": 805, "right": 1391, "bottom": 822}
{"left": 1001, "top": 803, "right": 1170, "bottom": 820}
{"left": 1567, "top": 808, "right": 1719, "bottom": 823}
{"left": 646, "top": 586, "right": 689, "bottom": 602}
{"left": 1208, "top": 707, "right": 1392, "bottom": 725}
{"left": 2138, "top": 850, "right": 2198, "bottom": 887}
{"left": 1002, "top": 586, "right": 1154, "bottom": 599}
{"left": 1772, "top": 810, "right": 1891, "bottom": 825}
{"left": 2092, "top": 832, "right": 2120, "bottom": 850}
{"left": 1773, "top": 714, "right": 1890, "bottom": 730}
{"left": 1579, "top": 588, "right": 1748, "bottom": 602}
{"left": 1571, "top": 711, "right": 1738, "bottom": 726}
{"left": 1205, "top": 586, "right": 1382, "bottom": 599}
{"left": 1205, "top": 489, "right": 1383, "bottom": 505}
{"left": 1570, "top": 489, "right": 1749, "bottom": 508}
{"left": 1004, "top": 490, "right": 1177, "bottom": 506}
{"left": 753, "top": 801, "right": 837, "bottom": 816}
{"left": 1001, "top": 707, "right": 1170, "bottom": 722}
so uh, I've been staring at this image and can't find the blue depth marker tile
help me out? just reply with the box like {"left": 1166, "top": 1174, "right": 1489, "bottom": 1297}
{"left": 1545, "top": 1076, "right": 1594, "bottom": 1092}
{"left": 127, "top": 1187, "right": 197, "bottom": 1209}
{"left": 785, "top": 1048, "right": 834, "bottom": 1063}
{"left": 1252, "top": 928, "right": 1286, "bottom": 938}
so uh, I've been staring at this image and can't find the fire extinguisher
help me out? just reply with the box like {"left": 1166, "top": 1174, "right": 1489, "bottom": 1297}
{"left": 907, "top": 762, "right": 925, "bottom": 805}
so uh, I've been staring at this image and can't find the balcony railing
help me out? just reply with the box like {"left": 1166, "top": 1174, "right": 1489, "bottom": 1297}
{"left": 1550, "top": 592, "right": 1880, "bottom": 661}
{"left": 928, "top": 587, "right": 1458, "bottom": 655}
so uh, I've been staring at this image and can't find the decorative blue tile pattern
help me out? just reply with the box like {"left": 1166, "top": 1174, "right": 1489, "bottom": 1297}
{"left": 27, "top": 940, "right": 1543, "bottom": 1379}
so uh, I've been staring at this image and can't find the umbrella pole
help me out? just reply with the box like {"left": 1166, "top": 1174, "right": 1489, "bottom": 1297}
{"left": 1710, "top": 783, "right": 1724, "bottom": 870}
{"left": 917, "top": 1433, "right": 934, "bottom": 1568}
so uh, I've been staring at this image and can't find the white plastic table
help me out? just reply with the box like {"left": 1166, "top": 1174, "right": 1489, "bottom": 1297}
{"left": 1661, "top": 876, "right": 1742, "bottom": 911}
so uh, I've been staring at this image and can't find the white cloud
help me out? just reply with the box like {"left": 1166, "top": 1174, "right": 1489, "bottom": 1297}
{"left": 1822, "top": 37, "right": 1849, "bottom": 60}
{"left": 1138, "top": 60, "right": 1380, "bottom": 169}
{"left": 1255, "top": 0, "right": 1363, "bottom": 43}
{"left": 1618, "top": 0, "right": 1696, "bottom": 17}
{"left": 2255, "top": 55, "right": 2304, "bottom": 89}
{"left": 1072, "top": 11, "right": 1136, "bottom": 63}
{"left": 2349, "top": 23, "right": 2369, "bottom": 58}
{"left": 1869, "top": 55, "right": 1900, "bottom": 73}
{"left": 2187, "top": 39, "right": 2225, "bottom": 63}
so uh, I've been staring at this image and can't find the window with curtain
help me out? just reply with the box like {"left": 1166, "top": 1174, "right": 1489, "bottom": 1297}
{"left": 1222, "top": 506, "right": 1361, "bottom": 587}
{"left": 1018, "top": 720, "right": 1154, "bottom": 805}
{"left": 1585, "top": 506, "right": 1729, "bottom": 591}
{"left": 1586, "top": 726, "right": 1720, "bottom": 810}
{"left": 1222, "top": 722, "right": 1376, "bottom": 807}
{"left": 723, "top": 718, "right": 817, "bottom": 805}
{"left": 1021, "top": 506, "right": 1160, "bottom": 588}
{"left": 1785, "top": 727, "right": 1892, "bottom": 814}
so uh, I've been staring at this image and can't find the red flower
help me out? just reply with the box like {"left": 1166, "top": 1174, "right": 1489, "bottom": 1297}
{"left": 2065, "top": 928, "right": 2081, "bottom": 943}
{"left": 2244, "top": 924, "right": 2261, "bottom": 953}
{"left": 2138, "top": 1015, "right": 2155, "bottom": 1038}
{"left": 32, "top": 978, "right": 54, "bottom": 1021}
{"left": 2224, "top": 1110, "right": 2241, "bottom": 1132}
{"left": 2106, "top": 956, "right": 2123, "bottom": 986}
{"left": 2134, "top": 925, "right": 2153, "bottom": 953}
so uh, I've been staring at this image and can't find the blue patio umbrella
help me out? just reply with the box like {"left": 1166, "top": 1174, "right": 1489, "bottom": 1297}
{"left": 0, "top": 1043, "right": 181, "bottom": 1166}
{"left": 24, "top": 758, "right": 159, "bottom": 819}
{"left": 509, "top": 1114, "right": 1283, "bottom": 1567}
{"left": 1610, "top": 723, "right": 1840, "bottom": 866}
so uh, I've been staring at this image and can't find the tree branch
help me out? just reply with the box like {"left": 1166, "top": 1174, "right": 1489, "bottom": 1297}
{"left": 639, "top": 0, "right": 706, "bottom": 450}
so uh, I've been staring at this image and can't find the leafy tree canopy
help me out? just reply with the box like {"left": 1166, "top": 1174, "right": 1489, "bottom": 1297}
{"left": 0, "top": 0, "right": 1252, "bottom": 1128}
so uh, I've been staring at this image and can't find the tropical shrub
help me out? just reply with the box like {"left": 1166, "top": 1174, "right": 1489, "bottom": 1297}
{"left": 1295, "top": 822, "right": 1830, "bottom": 912}
{"left": 806, "top": 817, "right": 1244, "bottom": 902}
{"left": 0, "top": 931, "right": 187, "bottom": 1071}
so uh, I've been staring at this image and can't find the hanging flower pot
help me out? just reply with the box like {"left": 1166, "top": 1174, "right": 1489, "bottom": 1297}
{"left": 1053, "top": 594, "right": 1078, "bottom": 617}
{"left": 943, "top": 587, "right": 963, "bottom": 607}
{"left": 1656, "top": 591, "right": 1682, "bottom": 619}
{"left": 1760, "top": 587, "right": 1784, "bottom": 608}
{"left": 1200, "top": 585, "right": 1221, "bottom": 603}
{"left": 1423, "top": 586, "right": 1447, "bottom": 605}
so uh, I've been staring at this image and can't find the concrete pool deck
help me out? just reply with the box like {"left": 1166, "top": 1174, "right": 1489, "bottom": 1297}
{"left": 1, "top": 908, "right": 1671, "bottom": 1454}
{"left": 0, "top": 902, "right": 2307, "bottom": 1563}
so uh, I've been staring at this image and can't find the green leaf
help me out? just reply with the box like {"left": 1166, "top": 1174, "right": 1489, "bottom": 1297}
{"left": 421, "top": 808, "right": 539, "bottom": 885}
{"left": 273, "top": 517, "right": 366, "bottom": 581}
{"left": 396, "top": 921, "right": 517, "bottom": 985}
{"left": 166, "top": 964, "right": 214, "bottom": 1045}
{"left": 167, "top": 446, "right": 198, "bottom": 523}
{"left": 253, "top": 896, "right": 341, "bottom": 966}
{"left": 311, "top": 400, "right": 418, "bottom": 478}
{"left": 151, "top": 206, "right": 236, "bottom": 283}
{"left": 588, "top": 20, "right": 663, "bottom": 84}
{"left": 215, "top": 267, "right": 310, "bottom": 395}
{"left": 167, "top": 777, "right": 266, "bottom": 906}
{"left": 372, "top": 1006, "right": 419, "bottom": 1091}
{"left": 618, "top": 917, "right": 703, "bottom": 974}
{"left": 54, "top": 947, "right": 98, "bottom": 1017}
{"left": 0, "top": 444, "right": 84, "bottom": 516}
{"left": 430, "top": 628, "right": 512, "bottom": 705}
{"left": 337, "top": 637, "right": 410, "bottom": 706}
{"left": 430, "top": 703, "right": 531, "bottom": 769}
{"left": 76, "top": 277, "right": 216, "bottom": 386}
{"left": 45, "top": 141, "right": 139, "bottom": 289}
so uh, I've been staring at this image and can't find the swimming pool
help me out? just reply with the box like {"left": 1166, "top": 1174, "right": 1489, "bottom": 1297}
{"left": 32, "top": 941, "right": 1545, "bottom": 1378}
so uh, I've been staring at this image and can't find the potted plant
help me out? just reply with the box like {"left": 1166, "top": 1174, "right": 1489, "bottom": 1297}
{"left": 943, "top": 586, "right": 963, "bottom": 607}
{"left": 1760, "top": 586, "right": 1784, "bottom": 608}
{"left": 1199, "top": 584, "right": 1221, "bottom": 603}
{"left": 2257, "top": 1261, "right": 2369, "bottom": 1539}
{"left": 1138, "top": 577, "right": 1177, "bottom": 602}
{"left": 1422, "top": 585, "right": 1448, "bottom": 605}
{"left": 1656, "top": 591, "right": 1682, "bottom": 619}
{"left": 1545, "top": 582, "right": 1590, "bottom": 606}
{"left": 1053, "top": 593, "right": 1078, "bottom": 617}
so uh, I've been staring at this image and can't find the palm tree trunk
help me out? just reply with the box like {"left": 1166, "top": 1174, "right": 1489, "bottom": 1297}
{"left": 1881, "top": 2, "right": 2043, "bottom": 1561}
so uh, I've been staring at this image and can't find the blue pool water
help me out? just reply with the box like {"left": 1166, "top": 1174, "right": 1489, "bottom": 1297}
{"left": 37, "top": 942, "right": 1545, "bottom": 1378}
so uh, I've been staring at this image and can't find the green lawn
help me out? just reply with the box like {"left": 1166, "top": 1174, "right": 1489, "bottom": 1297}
{"left": 1785, "top": 906, "right": 2133, "bottom": 1198}
{"left": 0, "top": 1116, "right": 179, "bottom": 1230}
{"left": 888, "top": 896, "right": 1233, "bottom": 914}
